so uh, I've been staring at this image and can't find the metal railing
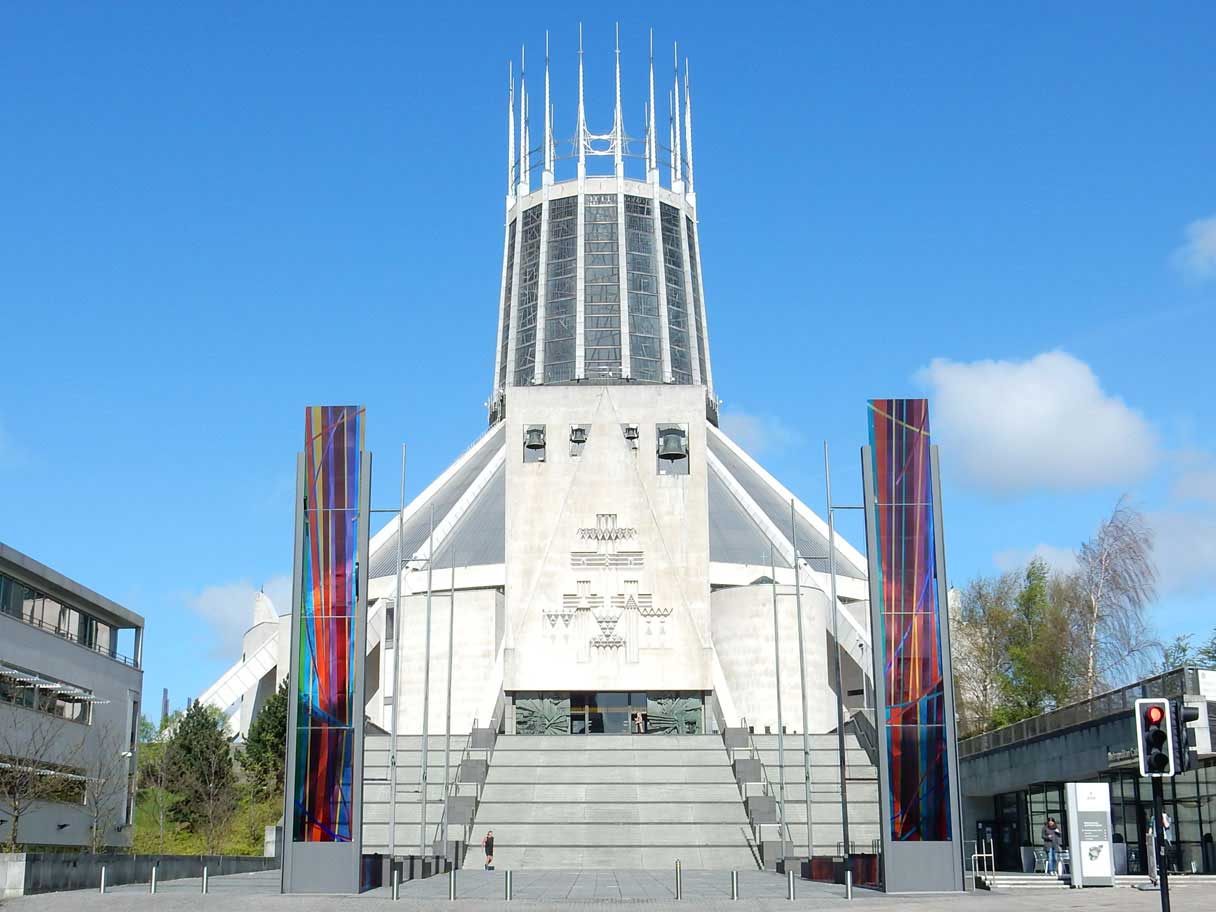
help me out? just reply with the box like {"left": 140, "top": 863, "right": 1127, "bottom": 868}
{"left": 966, "top": 838, "right": 995, "bottom": 888}
{"left": 2, "top": 610, "right": 138, "bottom": 667}
{"left": 959, "top": 667, "right": 1204, "bottom": 758}
{"left": 728, "top": 715, "right": 793, "bottom": 865}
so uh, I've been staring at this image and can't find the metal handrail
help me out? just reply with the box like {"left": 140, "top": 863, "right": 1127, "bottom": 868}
{"left": 727, "top": 716, "right": 794, "bottom": 863}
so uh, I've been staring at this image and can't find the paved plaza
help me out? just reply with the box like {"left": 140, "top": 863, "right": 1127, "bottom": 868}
{"left": 3, "top": 869, "right": 1214, "bottom": 911}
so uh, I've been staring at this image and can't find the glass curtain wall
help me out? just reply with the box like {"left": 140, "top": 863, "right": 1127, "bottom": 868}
{"left": 543, "top": 196, "right": 578, "bottom": 382}
{"left": 685, "top": 216, "right": 707, "bottom": 383}
{"left": 583, "top": 194, "right": 622, "bottom": 377}
{"left": 625, "top": 196, "right": 661, "bottom": 381}
{"left": 660, "top": 204, "right": 693, "bottom": 383}
{"left": 497, "top": 218, "right": 517, "bottom": 391}
{"left": 513, "top": 205, "right": 543, "bottom": 385}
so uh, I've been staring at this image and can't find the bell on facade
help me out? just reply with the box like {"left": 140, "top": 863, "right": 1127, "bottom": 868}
{"left": 657, "top": 429, "right": 688, "bottom": 461}
{"left": 570, "top": 426, "right": 588, "bottom": 445}
{"left": 525, "top": 427, "right": 546, "bottom": 450}
{"left": 623, "top": 425, "right": 639, "bottom": 441}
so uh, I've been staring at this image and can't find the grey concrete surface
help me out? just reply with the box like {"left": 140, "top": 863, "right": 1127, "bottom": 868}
{"left": 4, "top": 867, "right": 1215, "bottom": 911}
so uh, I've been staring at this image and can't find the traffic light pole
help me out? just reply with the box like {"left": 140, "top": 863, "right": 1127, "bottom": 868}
{"left": 1151, "top": 776, "right": 1170, "bottom": 912}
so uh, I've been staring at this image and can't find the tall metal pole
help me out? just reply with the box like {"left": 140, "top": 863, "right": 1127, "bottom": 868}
{"left": 790, "top": 500, "right": 814, "bottom": 863}
{"left": 769, "top": 543, "right": 788, "bottom": 851}
{"left": 389, "top": 444, "right": 406, "bottom": 860}
{"left": 441, "top": 564, "right": 457, "bottom": 852}
{"left": 1152, "top": 777, "right": 1171, "bottom": 912}
{"left": 825, "top": 442, "right": 852, "bottom": 861}
{"left": 419, "top": 505, "right": 436, "bottom": 860}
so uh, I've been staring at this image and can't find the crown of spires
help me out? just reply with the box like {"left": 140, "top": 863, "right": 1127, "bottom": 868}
{"left": 505, "top": 25, "right": 695, "bottom": 201}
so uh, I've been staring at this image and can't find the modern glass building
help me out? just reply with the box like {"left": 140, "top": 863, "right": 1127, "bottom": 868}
{"left": 959, "top": 666, "right": 1216, "bottom": 875}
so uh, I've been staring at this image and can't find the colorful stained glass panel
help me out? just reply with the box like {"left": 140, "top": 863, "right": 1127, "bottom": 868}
{"left": 292, "top": 405, "right": 364, "bottom": 843}
{"left": 867, "top": 398, "right": 952, "bottom": 842}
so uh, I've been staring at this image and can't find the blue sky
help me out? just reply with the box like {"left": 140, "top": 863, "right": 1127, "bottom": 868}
{"left": 2, "top": 3, "right": 1214, "bottom": 714}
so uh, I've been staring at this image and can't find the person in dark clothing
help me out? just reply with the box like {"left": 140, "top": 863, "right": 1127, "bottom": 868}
{"left": 1042, "top": 817, "right": 1062, "bottom": 875}
{"left": 481, "top": 830, "right": 495, "bottom": 870}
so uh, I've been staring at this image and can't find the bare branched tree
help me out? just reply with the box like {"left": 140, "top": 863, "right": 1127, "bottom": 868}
{"left": 137, "top": 742, "right": 172, "bottom": 854}
{"left": 198, "top": 741, "right": 237, "bottom": 854}
{"left": 950, "top": 573, "right": 1019, "bottom": 736}
{"left": 1077, "top": 497, "right": 1159, "bottom": 698}
{"left": 81, "top": 725, "right": 130, "bottom": 853}
{"left": 0, "top": 701, "right": 86, "bottom": 850}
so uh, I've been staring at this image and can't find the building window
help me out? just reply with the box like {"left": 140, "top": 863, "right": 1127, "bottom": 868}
{"left": 0, "top": 664, "right": 94, "bottom": 724}
{"left": 0, "top": 571, "right": 129, "bottom": 665}
{"left": 513, "top": 204, "right": 544, "bottom": 385}
{"left": 544, "top": 196, "right": 578, "bottom": 382}
{"left": 584, "top": 194, "right": 621, "bottom": 377}
{"left": 660, "top": 204, "right": 692, "bottom": 383}
{"left": 625, "top": 196, "right": 661, "bottom": 382}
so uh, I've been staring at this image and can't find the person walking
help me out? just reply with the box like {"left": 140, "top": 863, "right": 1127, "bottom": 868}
{"left": 1042, "top": 817, "right": 1062, "bottom": 876}
{"left": 481, "top": 830, "right": 494, "bottom": 870}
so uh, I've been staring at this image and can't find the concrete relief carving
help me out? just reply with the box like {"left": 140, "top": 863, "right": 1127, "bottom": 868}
{"left": 545, "top": 513, "right": 671, "bottom": 662}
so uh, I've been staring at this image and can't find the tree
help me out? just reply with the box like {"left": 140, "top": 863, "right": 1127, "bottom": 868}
{"left": 165, "top": 702, "right": 236, "bottom": 853}
{"left": 137, "top": 740, "right": 173, "bottom": 855}
{"left": 1162, "top": 634, "right": 1196, "bottom": 671}
{"left": 951, "top": 573, "right": 1017, "bottom": 737}
{"left": 242, "top": 680, "right": 288, "bottom": 802}
{"left": 0, "top": 702, "right": 86, "bottom": 850}
{"left": 1077, "top": 498, "right": 1158, "bottom": 698}
{"left": 81, "top": 726, "right": 129, "bottom": 853}
{"left": 138, "top": 714, "right": 158, "bottom": 744}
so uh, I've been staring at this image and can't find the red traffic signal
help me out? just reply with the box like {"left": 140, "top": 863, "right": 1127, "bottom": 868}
{"left": 1135, "top": 698, "right": 1175, "bottom": 778}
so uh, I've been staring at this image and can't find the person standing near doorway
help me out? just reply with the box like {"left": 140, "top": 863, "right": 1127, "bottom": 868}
{"left": 481, "top": 830, "right": 494, "bottom": 870}
{"left": 1042, "top": 817, "right": 1062, "bottom": 876}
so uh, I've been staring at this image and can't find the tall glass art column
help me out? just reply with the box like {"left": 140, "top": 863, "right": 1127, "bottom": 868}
{"left": 283, "top": 405, "right": 371, "bottom": 893}
{"left": 862, "top": 399, "right": 964, "bottom": 892}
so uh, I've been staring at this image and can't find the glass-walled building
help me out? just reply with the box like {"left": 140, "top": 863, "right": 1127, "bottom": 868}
{"left": 961, "top": 666, "right": 1216, "bottom": 874}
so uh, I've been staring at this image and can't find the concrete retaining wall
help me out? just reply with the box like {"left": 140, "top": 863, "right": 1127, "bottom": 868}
{"left": 0, "top": 852, "right": 280, "bottom": 897}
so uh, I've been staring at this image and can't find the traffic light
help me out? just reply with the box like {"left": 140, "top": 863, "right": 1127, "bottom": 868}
{"left": 1172, "top": 699, "right": 1200, "bottom": 774}
{"left": 1135, "top": 698, "right": 1174, "bottom": 777}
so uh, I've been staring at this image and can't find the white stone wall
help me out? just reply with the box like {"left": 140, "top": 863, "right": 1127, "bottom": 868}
{"left": 386, "top": 588, "right": 501, "bottom": 735}
{"left": 503, "top": 384, "right": 713, "bottom": 695}
{"left": 711, "top": 583, "right": 837, "bottom": 733}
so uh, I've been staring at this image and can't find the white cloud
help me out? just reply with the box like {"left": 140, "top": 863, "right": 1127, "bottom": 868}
{"left": 719, "top": 409, "right": 804, "bottom": 457}
{"left": 917, "top": 351, "right": 1158, "bottom": 493}
{"left": 1171, "top": 465, "right": 1216, "bottom": 505}
{"left": 1171, "top": 215, "right": 1216, "bottom": 282}
{"left": 1147, "top": 510, "right": 1216, "bottom": 595}
{"left": 992, "top": 543, "right": 1078, "bottom": 575}
{"left": 187, "top": 574, "right": 291, "bottom": 659}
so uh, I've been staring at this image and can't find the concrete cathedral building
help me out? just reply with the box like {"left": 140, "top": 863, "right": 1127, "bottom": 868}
{"left": 205, "top": 31, "right": 890, "bottom": 872}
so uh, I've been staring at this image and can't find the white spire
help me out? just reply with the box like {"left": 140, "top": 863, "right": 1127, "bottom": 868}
{"left": 648, "top": 29, "right": 658, "bottom": 179}
{"left": 684, "top": 59, "right": 694, "bottom": 196}
{"left": 668, "top": 89, "right": 676, "bottom": 186}
{"left": 507, "top": 60, "right": 515, "bottom": 198}
{"left": 519, "top": 45, "right": 530, "bottom": 195}
{"left": 613, "top": 22, "right": 623, "bottom": 177}
{"left": 543, "top": 30, "right": 553, "bottom": 184}
{"left": 577, "top": 23, "right": 586, "bottom": 178}
{"left": 672, "top": 42, "right": 683, "bottom": 192}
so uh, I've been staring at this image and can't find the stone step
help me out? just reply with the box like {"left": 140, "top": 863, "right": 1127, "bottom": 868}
{"left": 471, "top": 802, "right": 758, "bottom": 824}
{"left": 482, "top": 846, "right": 759, "bottom": 870}
{"left": 485, "top": 766, "right": 736, "bottom": 784}
{"left": 494, "top": 735, "right": 724, "bottom": 750}
{"left": 462, "top": 823, "right": 756, "bottom": 847}
{"left": 477, "top": 783, "right": 744, "bottom": 802}
{"left": 485, "top": 750, "right": 730, "bottom": 766}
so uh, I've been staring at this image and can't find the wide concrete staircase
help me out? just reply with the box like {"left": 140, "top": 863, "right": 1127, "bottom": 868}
{"left": 363, "top": 733, "right": 469, "bottom": 854}
{"left": 468, "top": 735, "right": 760, "bottom": 869}
{"left": 742, "top": 731, "right": 881, "bottom": 858}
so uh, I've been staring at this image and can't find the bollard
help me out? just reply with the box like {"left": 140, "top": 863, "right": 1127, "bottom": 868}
{"left": 504, "top": 869, "right": 513, "bottom": 901}
{"left": 730, "top": 870, "right": 738, "bottom": 900}
{"left": 99, "top": 865, "right": 107, "bottom": 895}
{"left": 786, "top": 869, "right": 796, "bottom": 901}
{"left": 448, "top": 867, "right": 456, "bottom": 900}
{"left": 391, "top": 868, "right": 399, "bottom": 901}
{"left": 845, "top": 869, "right": 853, "bottom": 901}
{"left": 202, "top": 866, "right": 209, "bottom": 895}
{"left": 150, "top": 863, "right": 158, "bottom": 894}
{"left": 675, "top": 859, "right": 682, "bottom": 900}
